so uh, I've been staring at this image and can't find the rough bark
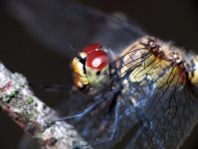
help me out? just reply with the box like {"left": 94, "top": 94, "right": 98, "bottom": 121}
{"left": 0, "top": 62, "right": 92, "bottom": 149}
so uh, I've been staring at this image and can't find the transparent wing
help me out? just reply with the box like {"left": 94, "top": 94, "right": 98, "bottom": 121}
{"left": 5, "top": 0, "right": 145, "bottom": 58}
{"left": 125, "top": 81, "right": 198, "bottom": 149}
{"left": 114, "top": 38, "right": 198, "bottom": 148}
{"left": 54, "top": 87, "right": 140, "bottom": 149}
{"left": 113, "top": 54, "right": 196, "bottom": 149}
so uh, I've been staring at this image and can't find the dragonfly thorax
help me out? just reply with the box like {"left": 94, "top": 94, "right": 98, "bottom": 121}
{"left": 118, "top": 36, "right": 187, "bottom": 90}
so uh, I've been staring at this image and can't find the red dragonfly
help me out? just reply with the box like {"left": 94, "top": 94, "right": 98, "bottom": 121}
{"left": 5, "top": 0, "right": 198, "bottom": 148}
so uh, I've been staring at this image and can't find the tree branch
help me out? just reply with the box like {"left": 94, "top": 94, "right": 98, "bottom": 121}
{"left": 0, "top": 62, "right": 92, "bottom": 149}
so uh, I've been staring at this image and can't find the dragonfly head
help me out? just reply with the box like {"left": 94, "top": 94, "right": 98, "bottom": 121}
{"left": 72, "top": 43, "right": 110, "bottom": 92}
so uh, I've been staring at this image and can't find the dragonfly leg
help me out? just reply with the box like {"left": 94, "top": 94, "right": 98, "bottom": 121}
{"left": 51, "top": 99, "right": 104, "bottom": 123}
{"left": 90, "top": 102, "right": 121, "bottom": 146}
{"left": 29, "top": 83, "right": 71, "bottom": 93}
{"left": 106, "top": 102, "right": 121, "bottom": 141}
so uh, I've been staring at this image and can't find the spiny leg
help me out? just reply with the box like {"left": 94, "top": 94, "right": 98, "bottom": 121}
{"left": 29, "top": 83, "right": 71, "bottom": 93}
{"left": 56, "top": 100, "right": 104, "bottom": 122}
{"left": 89, "top": 101, "right": 121, "bottom": 146}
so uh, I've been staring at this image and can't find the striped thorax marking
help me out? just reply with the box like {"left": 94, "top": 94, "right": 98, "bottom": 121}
{"left": 119, "top": 36, "right": 187, "bottom": 91}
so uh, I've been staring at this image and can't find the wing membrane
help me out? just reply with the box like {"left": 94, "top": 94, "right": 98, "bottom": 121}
{"left": 6, "top": 0, "right": 145, "bottom": 58}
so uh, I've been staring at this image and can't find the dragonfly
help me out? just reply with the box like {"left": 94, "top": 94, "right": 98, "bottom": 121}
{"left": 5, "top": 0, "right": 198, "bottom": 148}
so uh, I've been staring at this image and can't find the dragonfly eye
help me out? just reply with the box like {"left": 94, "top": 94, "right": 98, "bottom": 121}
{"left": 86, "top": 50, "right": 109, "bottom": 70}
{"left": 83, "top": 43, "right": 102, "bottom": 54}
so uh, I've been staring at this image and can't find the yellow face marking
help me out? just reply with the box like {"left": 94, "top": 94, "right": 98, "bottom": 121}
{"left": 86, "top": 65, "right": 109, "bottom": 87}
{"left": 72, "top": 57, "right": 89, "bottom": 88}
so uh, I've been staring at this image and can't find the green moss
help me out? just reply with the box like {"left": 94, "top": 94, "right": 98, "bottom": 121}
{"left": 27, "top": 97, "right": 33, "bottom": 104}
{"left": 8, "top": 91, "right": 18, "bottom": 98}
{"left": 5, "top": 90, "right": 19, "bottom": 103}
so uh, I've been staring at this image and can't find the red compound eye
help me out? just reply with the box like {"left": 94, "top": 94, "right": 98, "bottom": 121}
{"left": 86, "top": 50, "right": 109, "bottom": 70}
{"left": 83, "top": 43, "right": 102, "bottom": 54}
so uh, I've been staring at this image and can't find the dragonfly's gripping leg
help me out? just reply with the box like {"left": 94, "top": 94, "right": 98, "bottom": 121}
{"left": 52, "top": 99, "right": 104, "bottom": 123}
{"left": 90, "top": 102, "right": 121, "bottom": 146}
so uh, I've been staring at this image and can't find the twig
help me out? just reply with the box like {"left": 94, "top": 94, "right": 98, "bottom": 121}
{"left": 0, "top": 62, "right": 92, "bottom": 149}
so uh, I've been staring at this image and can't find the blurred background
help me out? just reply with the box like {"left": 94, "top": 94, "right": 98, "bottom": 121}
{"left": 0, "top": 0, "right": 198, "bottom": 148}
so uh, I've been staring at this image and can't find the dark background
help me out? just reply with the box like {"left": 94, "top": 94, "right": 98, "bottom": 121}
{"left": 0, "top": 0, "right": 198, "bottom": 148}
